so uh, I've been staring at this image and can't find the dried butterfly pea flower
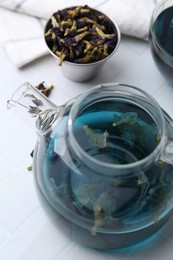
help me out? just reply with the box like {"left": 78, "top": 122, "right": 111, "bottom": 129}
{"left": 94, "top": 25, "right": 115, "bottom": 40}
{"left": 35, "top": 81, "right": 46, "bottom": 90}
{"left": 56, "top": 49, "right": 66, "bottom": 65}
{"left": 45, "top": 5, "right": 117, "bottom": 65}
{"left": 42, "top": 85, "right": 54, "bottom": 97}
{"left": 35, "top": 82, "right": 54, "bottom": 97}
{"left": 74, "top": 31, "right": 90, "bottom": 42}
{"left": 29, "top": 106, "right": 42, "bottom": 116}
{"left": 83, "top": 40, "right": 93, "bottom": 53}
{"left": 61, "top": 18, "right": 73, "bottom": 28}
{"left": 27, "top": 165, "right": 32, "bottom": 171}
{"left": 67, "top": 6, "right": 91, "bottom": 18}
{"left": 51, "top": 16, "right": 60, "bottom": 28}
{"left": 45, "top": 28, "right": 53, "bottom": 37}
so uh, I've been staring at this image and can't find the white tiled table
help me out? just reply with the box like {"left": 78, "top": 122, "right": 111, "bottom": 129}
{"left": 1, "top": 35, "right": 173, "bottom": 260}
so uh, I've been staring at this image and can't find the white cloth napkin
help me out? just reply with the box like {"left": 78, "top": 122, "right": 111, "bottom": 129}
{"left": 0, "top": 0, "right": 161, "bottom": 68}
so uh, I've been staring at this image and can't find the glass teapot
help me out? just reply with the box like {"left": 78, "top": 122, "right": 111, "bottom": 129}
{"left": 7, "top": 82, "right": 173, "bottom": 250}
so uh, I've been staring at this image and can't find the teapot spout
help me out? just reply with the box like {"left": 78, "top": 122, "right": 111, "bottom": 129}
{"left": 7, "top": 82, "right": 57, "bottom": 111}
{"left": 7, "top": 82, "right": 62, "bottom": 135}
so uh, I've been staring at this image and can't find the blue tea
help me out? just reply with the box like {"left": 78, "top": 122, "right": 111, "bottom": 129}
{"left": 154, "top": 6, "right": 173, "bottom": 56}
{"left": 34, "top": 99, "right": 173, "bottom": 250}
{"left": 150, "top": 6, "right": 173, "bottom": 81}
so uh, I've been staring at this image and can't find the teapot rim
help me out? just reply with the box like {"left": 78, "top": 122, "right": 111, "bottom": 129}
{"left": 67, "top": 83, "right": 167, "bottom": 176}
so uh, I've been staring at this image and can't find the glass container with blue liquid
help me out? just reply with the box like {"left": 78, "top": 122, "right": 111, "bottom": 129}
{"left": 7, "top": 82, "right": 173, "bottom": 250}
{"left": 149, "top": 0, "right": 173, "bottom": 83}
